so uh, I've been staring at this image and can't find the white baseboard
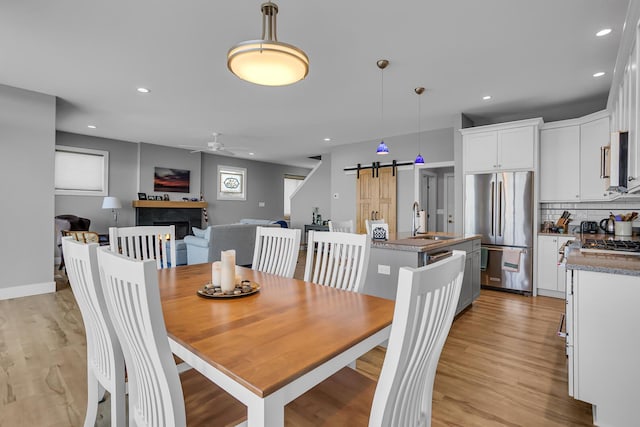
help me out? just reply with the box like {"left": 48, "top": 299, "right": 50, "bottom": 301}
{"left": 536, "top": 288, "right": 565, "bottom": 299}
{"left": 0, "top": 282, "right": 56, "bottom": 300}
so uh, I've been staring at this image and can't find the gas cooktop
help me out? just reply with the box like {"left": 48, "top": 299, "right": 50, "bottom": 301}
{"left": 580, "top": 239, "right": 640, "bottom": 256}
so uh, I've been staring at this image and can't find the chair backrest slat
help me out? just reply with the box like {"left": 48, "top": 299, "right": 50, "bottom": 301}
{"left": 304, "top": 231, "right": 370, "bottom": 292}
{"left": 98, "top": 246, "right": 186, "bottom": 427}
{"left": 328, "top": 219, "right": 354, "bottom": 233}
{"left": 369, "top": 250, "right": 465, "bottom": 427}
{"left": 109, "top": 226, "right": 176, "bottom": 269}
{"left": 251, "top": 227, "right": 301, "bottom": 279}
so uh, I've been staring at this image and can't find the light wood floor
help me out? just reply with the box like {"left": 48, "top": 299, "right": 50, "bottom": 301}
{"left": 0, "top": 259, "right": 593, "bottom": 426}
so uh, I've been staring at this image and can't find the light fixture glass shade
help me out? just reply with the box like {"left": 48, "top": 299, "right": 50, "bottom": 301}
{"left": 376, "top": 141, "right": 389, "bottom": 155}
{"left": 228, "top": 2, "right": 309, "bottom": 86}
{"left": 228, "top": 41, "right": 309, "bottom": 86}
{"left": 414, "top": 154, "right": 425, "bottom": 164}
{"left": 102, "top": 196, "right": 122, "bottom": 209}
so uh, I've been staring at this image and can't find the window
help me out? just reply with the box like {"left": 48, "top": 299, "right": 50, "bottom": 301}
{"left": 55, "top": 146, "right": 109, "bottom": 196}
{"left": 217, "top": 165, "right": 247, "bottom": 200}
{"left": 284, "top": 174, "right": 305, "bottom": 218}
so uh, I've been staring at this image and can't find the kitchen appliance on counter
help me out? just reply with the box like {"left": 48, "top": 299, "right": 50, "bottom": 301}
{"left": 465, "top": 171, "right": 533, "bottom": 294}
{"left": 580, "top": 221, "right": 599, "bottom": 234}
{"left": 599, "top": 217, "right": 615, "bottom": 234}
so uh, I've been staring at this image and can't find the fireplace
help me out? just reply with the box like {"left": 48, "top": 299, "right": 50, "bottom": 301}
{"left": 134, "top": 203, "right": 204, "bottom": 240}
{"left": 154, "top": 221, "right": 190, "bottom": 240}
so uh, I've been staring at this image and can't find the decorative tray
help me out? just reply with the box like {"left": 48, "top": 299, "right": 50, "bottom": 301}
{"left": 196, "top": 280, "right": 260, "bottom": 299}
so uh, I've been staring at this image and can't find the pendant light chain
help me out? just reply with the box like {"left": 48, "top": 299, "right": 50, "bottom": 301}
{"left": 376, "top": 59, "right": 390, "bottom": 155}
{"left": 414, "top": 87, "right": 425, "bottom": 164}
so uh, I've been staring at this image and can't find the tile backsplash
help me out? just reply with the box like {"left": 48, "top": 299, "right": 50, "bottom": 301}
{"left": 540, "top": 199, "right": 640, "bottom": 233}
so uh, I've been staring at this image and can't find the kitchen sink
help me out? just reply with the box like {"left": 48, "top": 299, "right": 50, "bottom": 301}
{"left": 409, "top": 234, "right": 455, "bottom": 241}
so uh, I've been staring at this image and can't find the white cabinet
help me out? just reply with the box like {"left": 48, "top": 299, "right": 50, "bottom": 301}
{"left": 566, "top": 269, "right": 640, "bottom": 426}
{"left": 580, "top": 116, "right": 612, "bottom": 200}
{"left": 608, "top": 10, "right": 640, "bottom": 193}
{"left": 461, "top": 118, "right": 542, "bottom": 173}
{"left": 536, "top": 235, "right": 573, "bottom": 297}
{"left": 539, "top": 112, "right": 612, "bottom": 202}
{"left": 539, "top": 126, "right": 580, "bottom": 201}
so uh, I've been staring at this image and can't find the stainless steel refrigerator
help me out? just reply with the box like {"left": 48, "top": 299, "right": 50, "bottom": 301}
{"left": 464, "top": 171, "right": 533, "bottom": 294}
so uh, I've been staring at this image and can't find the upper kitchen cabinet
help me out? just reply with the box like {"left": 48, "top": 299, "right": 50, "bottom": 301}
{"left": 580, "top": 115, "right": 612, "bottom": 200}
{"left": 461, "top": 118, "right": 543, "bottom": 174}
{"left": 540, "top": 124, "right": 580, "bottom": 201}
{"left": 608, "top": 1, "right": 640, "bottom": 193}
{"left": 539, "top": 111, "right": 612, "bottom": 202}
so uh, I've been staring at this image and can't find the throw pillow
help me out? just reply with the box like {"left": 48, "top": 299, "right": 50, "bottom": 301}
{"left": 192, "top": 227, "right": 205, "bottom": 238}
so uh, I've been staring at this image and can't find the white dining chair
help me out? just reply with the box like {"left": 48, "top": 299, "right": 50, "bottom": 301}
{"left": 251, "top": 226, "right": 301, "bottom": 278}
{"left": 96, "top": 247, "right": 247, "bottom": 427}
{"left": 286, "top": 250, "right": 466, "bottom": 426}
{"left": 328, "top": 219, "right": 354, "bottom": 233}
{"left": 304, "top": 230, "right": 370, "bottom": 292}
{"left": 61, "top": 237, "right": 125, "bottom": 427}
{"left": 365, "top": 219, "right": 386, "bottom": 237}
{"left": 109, "top": 225, "right": 176, "bottom": 269}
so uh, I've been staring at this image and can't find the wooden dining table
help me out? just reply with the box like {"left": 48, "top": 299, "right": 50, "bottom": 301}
{"left": 157, "top": 263, "right": 395, "bottom": 427}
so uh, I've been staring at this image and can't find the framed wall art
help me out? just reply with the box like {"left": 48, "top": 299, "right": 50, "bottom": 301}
{"left": 154, "top": 167, "right": 190, "bottom": 193}
{"left": 217, "top": 165, "right": 246, "bottom": 201}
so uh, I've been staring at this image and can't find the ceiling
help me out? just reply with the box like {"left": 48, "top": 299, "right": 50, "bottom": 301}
{"left": 0, "top": 0, "right": 630, "bottom": 168}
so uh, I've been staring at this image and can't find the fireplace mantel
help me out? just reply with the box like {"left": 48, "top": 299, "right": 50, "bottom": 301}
{"left": 132, "top": 200, "right": 207, "bottom": 239}
{"left": 132, "top": 200, "right": 207, "bottom": 209}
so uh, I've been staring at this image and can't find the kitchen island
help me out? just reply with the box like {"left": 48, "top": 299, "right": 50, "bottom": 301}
{"left": 362, "top": 232, "right": 481, "bottom": 315}
{"left": 563, "top": 236, "right": 640, "bottom": 427}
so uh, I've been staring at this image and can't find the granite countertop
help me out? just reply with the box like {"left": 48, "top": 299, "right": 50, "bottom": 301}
{"left": 565, "top": 233, "right": 640, "bottom": 277}
{"left": 371, "top": 232, "right": 481, "bottom": 253}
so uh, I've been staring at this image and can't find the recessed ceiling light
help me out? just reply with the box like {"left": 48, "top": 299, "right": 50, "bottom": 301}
{"left": 87, "top": 125, "right": 96, "bottom": 129}
{"left": 482, "top": 95, "right": 492, "bottom": 100}
{"left": 136, "top": 87, "right": 150, "bottom": 93}
{"left": 596, "top": 28, "right": 612, "bottom": 37}
{"left": 593, "top": 72, "right": 605, "bottom": 77}
{"left": 249, "top": 152, "right": 255, "bottom": 156}
{"left": 324, "top": 138, "right": 331, "bottom": 142}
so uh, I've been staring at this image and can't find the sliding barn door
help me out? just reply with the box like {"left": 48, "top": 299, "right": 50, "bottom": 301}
{"left": 356, "top": 167, "right": 397, "bottom": 234}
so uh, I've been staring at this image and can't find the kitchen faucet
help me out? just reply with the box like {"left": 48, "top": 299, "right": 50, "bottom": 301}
{"left": 412, "top": 201, "right": 421, "bottom": 236}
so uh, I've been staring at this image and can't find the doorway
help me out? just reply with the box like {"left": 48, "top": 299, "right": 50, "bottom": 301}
{"left": 420, "top": 171, "right": 437, "bottom": 232}
{"left": 413, "top": 161, "right": 455, "bottom": 233}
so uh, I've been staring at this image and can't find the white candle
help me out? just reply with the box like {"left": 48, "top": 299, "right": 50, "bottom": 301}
{"left": 221, "top": 250, "right": 236, "bottom": 292}
{"left": 211, "top": 261, "right": 221, "bottom": 286}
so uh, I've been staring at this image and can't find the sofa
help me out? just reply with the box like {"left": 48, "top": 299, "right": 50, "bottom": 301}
{"left": 184, "top": 223, "right": 281, "bottom": 266}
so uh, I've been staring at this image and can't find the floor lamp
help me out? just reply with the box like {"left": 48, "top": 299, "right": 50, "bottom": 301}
{"left": 102, "top": 196, "right": 122, "bottom": 226}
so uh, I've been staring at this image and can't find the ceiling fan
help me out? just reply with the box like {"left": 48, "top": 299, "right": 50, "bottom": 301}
{"left": 179, "top": 133, "right": 245, "bottom": 156}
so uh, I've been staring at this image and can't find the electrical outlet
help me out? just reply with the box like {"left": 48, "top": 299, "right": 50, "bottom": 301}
{"left": 258, "top": 201, "right": 265, "bottom": 207}
{"left": 377, "top": 264, "right": 391, "bottom": 275}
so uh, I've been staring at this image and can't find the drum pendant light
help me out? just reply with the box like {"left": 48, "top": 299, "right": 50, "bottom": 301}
{"left": 376, "top": 59, "right": 390, "bottom": 155}
{"left": 227, "top": 2, "right": 309, "bottom": 86}
{"left": 414, "top": 87, "right": 425, "bottom": 164}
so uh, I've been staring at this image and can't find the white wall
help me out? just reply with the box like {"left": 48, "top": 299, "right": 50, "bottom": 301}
{"left": 330, "top": 128, "right": 455, "bottom": 233}
{"left": 0, "top": 84, "right": 56, "bottom": 299}
{"left": 290, "top": 155, "right": 332, "bottom": 231}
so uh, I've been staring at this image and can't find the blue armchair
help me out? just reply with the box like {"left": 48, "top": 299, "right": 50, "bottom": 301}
{"left": 184, "top": 223, "right": 281, "bottom": 266}
{"left": 183, "top": 226, "right": 214, "bottom": 265}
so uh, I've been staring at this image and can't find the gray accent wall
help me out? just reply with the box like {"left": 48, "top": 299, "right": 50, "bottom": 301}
{"left": 330, "top": 128, "right": 455, "bottom": 233}
{"left": 139, "top": 142, "right": 202, "bottom": 199}
{"left": 55, "top": 132, "right": 138, "bottom": 233}
{"left": 201, "top": 153, "right": 310, "bottom": 225}
{"left": 1, "top": 84, "right": 55, "bottom": 295}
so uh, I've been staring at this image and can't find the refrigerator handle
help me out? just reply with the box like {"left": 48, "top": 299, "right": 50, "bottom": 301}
{"left": 490, "top": 180, "right": 495, "bottom": 237}
{"left": 498, "top": 180, "right": 503, "bottom": 237}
